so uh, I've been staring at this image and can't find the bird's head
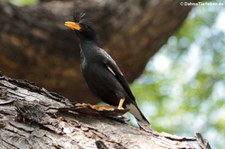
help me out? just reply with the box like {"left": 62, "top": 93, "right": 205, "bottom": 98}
{"left": 65, "top": 13, "right": 96, "bottom": 41}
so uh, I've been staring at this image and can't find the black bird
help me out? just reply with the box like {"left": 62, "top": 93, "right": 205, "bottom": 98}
{"left": 65, "top": 13, "right": 150, "bottom": 129}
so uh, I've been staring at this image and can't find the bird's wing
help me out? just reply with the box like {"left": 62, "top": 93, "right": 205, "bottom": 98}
{"left": 102, "top": 50, "right": 136, "bottom": 102}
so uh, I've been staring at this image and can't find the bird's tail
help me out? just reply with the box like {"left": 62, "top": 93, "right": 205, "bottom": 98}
{"left": 127, "top": 103, "right": 152, "bottom": 132}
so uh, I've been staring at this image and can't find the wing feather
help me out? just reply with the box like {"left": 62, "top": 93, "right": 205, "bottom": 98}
{"left": 104, "top": 54, "right": 136, "bottom": 101}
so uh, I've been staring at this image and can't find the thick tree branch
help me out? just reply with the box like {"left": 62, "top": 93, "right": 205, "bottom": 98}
{"left": 0, "top": 74, "right": 210, "bottom": 149}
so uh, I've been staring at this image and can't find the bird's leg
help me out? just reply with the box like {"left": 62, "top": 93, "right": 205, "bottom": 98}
{"left": 117, "top": 98, "right": 125, "bottom": 110}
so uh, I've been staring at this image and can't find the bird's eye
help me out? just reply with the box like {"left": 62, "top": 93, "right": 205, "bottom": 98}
{"left": 80, "top": 23, "right": 85, "bottom": 27}
{"left": 84, "top": 25, "right": 89, "bottom": 29}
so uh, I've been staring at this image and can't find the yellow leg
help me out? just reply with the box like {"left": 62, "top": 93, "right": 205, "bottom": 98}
{"left": 117, "top": 98, "right": 125, "bottom": 110}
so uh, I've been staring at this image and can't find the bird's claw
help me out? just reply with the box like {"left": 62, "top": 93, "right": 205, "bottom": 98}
{"left": 90, "top": 105, "right": 116, "bottom": 111}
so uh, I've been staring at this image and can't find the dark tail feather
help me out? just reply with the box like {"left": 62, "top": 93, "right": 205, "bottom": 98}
{"left": 127, "top": 103, "right": 152, "bottom": 132}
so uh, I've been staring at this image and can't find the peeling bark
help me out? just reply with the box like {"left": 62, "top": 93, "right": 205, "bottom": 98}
{"left": 0, "top": 74, "right": 211, "bottom": 149}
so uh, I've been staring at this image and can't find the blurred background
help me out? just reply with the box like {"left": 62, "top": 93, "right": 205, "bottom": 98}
{"left": 1, "top": 0, "right": 225, "bottom": 148}
{"left": 131, "top": 1, "right": 225, "bottom": 148}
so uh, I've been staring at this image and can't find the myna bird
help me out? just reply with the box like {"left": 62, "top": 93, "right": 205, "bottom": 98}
{"left": 65, "top": 13, "right": 150, "bottom": 130}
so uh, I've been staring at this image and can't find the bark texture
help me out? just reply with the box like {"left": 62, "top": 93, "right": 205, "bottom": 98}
{"left": 0, "top": 0, "right": 196, "bottom": 102}
{"left": 0, "top": 74, "right": 211, "bottom": 149}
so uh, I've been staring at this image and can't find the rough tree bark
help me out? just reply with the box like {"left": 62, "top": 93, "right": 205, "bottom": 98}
{"left": 0, "top": 0, "right": 196, "bottom": 102}
{"left": 0, "top": 74, "right": 211, "bottom": 149}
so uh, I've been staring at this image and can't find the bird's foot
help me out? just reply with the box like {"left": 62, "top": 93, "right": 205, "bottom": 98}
{"left": 90, "top": 105, "right": 116, "bottom": 111}
{"left": 75, "top": 103, "right": 116, "bottom": 110}
{"left": 117, "top": 98, "right": 125, "bottom": 110}
{"left": 75, "top": 102, "right": 126, "bottom": 111}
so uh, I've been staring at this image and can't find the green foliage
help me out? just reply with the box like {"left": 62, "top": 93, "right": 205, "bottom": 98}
{"left": 132, "top": 4, "right": 225, "bottom": 149}
{"left": 7, "top": 0, "right": 39, "bottom": 6}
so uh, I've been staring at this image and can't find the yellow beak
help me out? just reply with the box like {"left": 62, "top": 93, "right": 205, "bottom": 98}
{"left": 65, "top": 21, "right": 81, "bottom": 31}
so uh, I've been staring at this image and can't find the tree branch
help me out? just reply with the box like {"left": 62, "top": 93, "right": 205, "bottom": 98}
{"left": 0, "top": 74, "right": 210, "bottom": 149}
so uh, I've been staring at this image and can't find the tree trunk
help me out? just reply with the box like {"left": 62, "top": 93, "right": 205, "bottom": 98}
{"left": 0, "top": 0, "right": 196, "bottom": 102}
{"left": 0, "top": 74, "right": 211, "bottom": 149}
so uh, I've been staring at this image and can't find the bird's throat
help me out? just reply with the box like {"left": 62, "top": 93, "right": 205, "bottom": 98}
{"left": 79, "top": 39, "right": 99, "bottom": 59}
